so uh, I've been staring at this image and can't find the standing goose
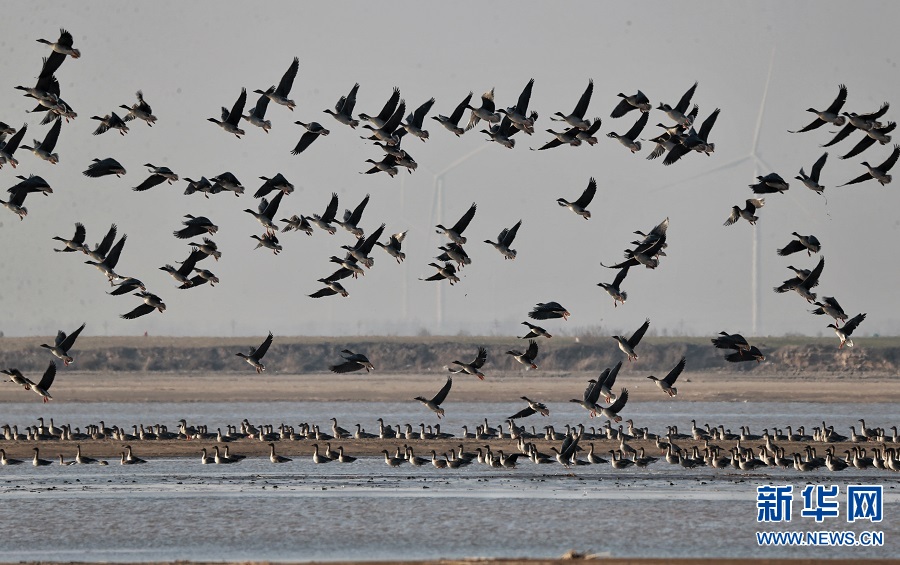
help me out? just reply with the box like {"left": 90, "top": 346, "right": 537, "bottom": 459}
{"left": 40, "top": 323, "right": 85, "bottom": 365}
{"left": 607, "top": 112, "right": 649, "bottom": 152}
{"left": 84, "top": 233, "right": 127, "bottom": 281}
{"left": 724, "top": 199, "right": 765, "bottom": 226}
{"left": 466, "top": 88, "right": 501, "bottom": 131}
{"left": 29, "top": 361, "right": 56, "bottom": 403}
{"left": 402, "top": 97, "right": 435, "bottom": 141}
{"left": 789, "top": 84, "right": 847, "bottom": 133}
{"left": 613, "top": 318, "right": 650, "bottom": 361}
{"left": 173, "top": 215, "right": 218, "bottom": 239}
{"left": 36, "top": 28, "right": 81, "bottom": 58}
{"left": 119, "top": 90, "right": 157, "bottom": 126}
{"left": 828, "top": 313, "right": 866, "bottom": 349}
{"left": 291, "top": 121, "right": 330, "bottom": 154}
{"left": 506, "top": 340, "right": 539, "bottom": 369}
{"left": 82, "top": 157, "right": 126, "bottom": 178}
{"left": 810, "top": 297, "right": 848, "bottom": 325}
{"left": 529, "top": 302, "right": 570, "bottom": 321}
{"left": 598, "top": 266, "right": 629, "bottom": 307}
{"left": 435, "top": 202, "right": 477, "bottom": 245}
{"left": 415, "top": 376, "right": 453, "bottom": 418}
{"left": 323, "top": 82, "right": 360, "bottom": 128}
{"left": 447, "top": 347, "right": 488, "bottom": 380}
{"left": 777, "top": 233, "right": 821, "bottom": 256}
{"left": 20, "top": 117, "right": 61, "bottom": 164}
{"left": 243, "top": 87, "right": 273, "bottom": 132}
{"left": 508, "top": 396, "right": 550, "bottom": 420}
{"left": 795, "top": 153, "right": 828, "bottom": 194}
{"left": 133, "top": 164, "right": 179, "bottom": 191}
{"left": 121, "top": 292, "right": 166, "bottom": 320}
{"left": 236, "top": 332, "right": 274, "bottom": 373}
{"left": 258, "top": 57, "right": 299, "bottom": 110}
{"left": 309, "top": 192, "right": 339, "bottom": 234}
{"left": 611, "top": 90, "right": 651, "bottom": 118}
{"left": 519, "top": 321, "right": 552, "bottom": 339}
{"left": 52, "top": 223, "right": 87, "bottom": 253}
{"left": 484, "top": 219, "right": 521, "bottom": 260}
{"left": 208, "top": 88, "right": 247, "bottom": 138}
{"left": 311, "top": 444, "right": 332, "bottom": 464}
{"left": 839, "top": 143, "right": 899, "bottom": 186}
{"left": 647, "top": 356, "right": 687, "bottom": 397}
{"left": 552, "top": 79, "right": 594, "bottom": 130}
{"left": 557, "top": 177, "right": 596, "bottom": 219}
{"left": 431, "top": 91, "right": 474, "bottom": 137}
{"left": 375, "top": 230, "right": 407, "bottom": 264}
{"left": 268, "top": 443, "right": 291, "bottom": 463}
{"left": 329, "top": 349, "right": 375, "bottom": 373}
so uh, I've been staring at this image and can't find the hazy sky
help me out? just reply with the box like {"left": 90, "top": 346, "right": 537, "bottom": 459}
{"left": 2, "top": 1, "right": 899, "bottom": 339}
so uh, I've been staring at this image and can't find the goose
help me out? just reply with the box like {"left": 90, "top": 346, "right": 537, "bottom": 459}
{"left": 711, "top": 331, "right": 752, "bottom": 352}
{"left": 85, "top": 234, "right": 127, "bottom": 281}
{"left": 329, "top": 255, "right": 365, "bottom": 280}
{"left": 75, "top": 445, "right": 102, "bottom": 464}
{"left": 10, "top": 173, "right": 53, "bottom": 196}
{"left": 774, "top": 256, "right": 824, "bottom": 303}
{"left": 200, "top": 448, "right": 213, "bottom": 464}
{"left": 32, "top": 447, "right": 53, "bottom": 466}
{"left": 435, "top": 243, "right": 471, "bottom": 269}
{"left": 291, "top": 121, "right": 330, "bottom": 154}
{"left": 431, "top": 90, "right": 474, "bottom": 137}
{"left": 208, "top": 88, "right": 247, "bottom": 137}
{"left": 646, "top": 114, "right": 695, "bottom": 160}
{"left": 557, "top": 177, "right": 596, "bottom": 219}
{"left": 597, "top": 388, "right": 629, "bottom": 423}
{"left": 39, "top": 322, "right": 85, "bottom": 366}
{"left": 329, "top": 349, "right": 374, "bottom": 373}
{"left": 657, "top": 81, "right": 698, "bottom": 126}
{"left": 118, "top": 90, "right": 156, "bottom": 126}
{"left": 508, "top": 397, "right": 550, "bottom": 420}
{"left": 20, "top": 117, "right": 61, "bottom": 164}
{"left": 573, "top": 117, "right": 604, "bottom": 145}
{"left": 598, "top": 266, "right": 629, "bottom": 307}
{"left": 550, "top": 432, "right": 581, "bottom": 467}
{"left": 632, "top": 447, "right": 659, "bottom": 467}
{"left": 506, "top": 340, "right": 539, "bottom": 369}
{"left": 382, "top": 449, "right": 405, "bottom": 467}
{"left": 82, "top": 157, "right": 126, "bottom": 178}
{"left": 429, "top": 450, "right": 448, "bottom": 468}
{"left": 789, "top": 84, "right": 847, "bottom": 133}
{"left": 610, "top": 90, "right": 651, "bottom": 118}
{"left": 187, "top": 238, "right": 221, "bottom": 263}
{"left": 323, "top": 82, "right": 360, "bottom": 128}
{"left": 724, "top": 198, "right": 765, "bottom": 226}
{"left": 484, "top": 220, "right": 521, "bottom": 260}
{"left": 36, "top": 28, "right": 81, "bottom": 58}
{"left": 133, "top": 164, "right": 179, "bottom": 192}
{"left": 179, "top": 268, "right": 218, "bottom": 289}
{"left": 26, "top": 361, "right": 57, "bottom": 403}
{"left": 309, "top": 192, "right": 339, "bottom": 234}
{"left": 257, "top": 56, "right": 299, "bottom": 110}
{"left": 160, "top": 250, "right": 205, "bottom": 287}
{"left": 90, "top": 112, "right": 129, "bottom": 136}
{"left": 280, "top": 215, "right": 314, "bottom": 236}
{"left": 236, "top": 332, "right": 274, "bottom": 373}
{"left": 0, "top": 123, "right": 27, "bottom": 169}
{"left": 335, "top": 447, "right": 356, "bottom": 464}
{"left": 0, "top": 187, "right": 31, "bottom": 220}
{"left": 551, "top": 79, "right": 594, "bottom": 130}
{"left": 750, "top": 172, "right": 789, "bottom": 194}
{"left": 497, "top": 78, "right": 537, "bottom": 134}
{"left": 182, "top": 177, "right": 215, "bottom": 198}
{"left": 341, "top": 223, "right": 385, "bottom": 268}
{"left": 361, "top": 155, "right": 399, "bottom": 177}
{"left": 436, "top": 202, "right": 477, "bottom": 245}
{"left": 375, "top": 230, "right": 407, "bottom": 263}
{"left": 173, "top": 215, "right": 219, "bottom": 240}
{"left": 254, "top": 173, "right": 294, "bottom": 199}
{"left": 825, "top": 451, "right": 848, "bottom": 471}
{"left": 529, "top": 301, "right": 570, "bottom": 321}
{"left": 309, "top": 278, "right": 349, "bottom": 299}
{"left": 359, "top": 87, "right": 401, "bottom": 129}
{"left": 124, "top": 446, "right": 147, "bottom": 464}
{"left": 401, "top": 97, "right": 434, "bottom": 140}
{"left": 465, "top": 88, "right": 501, "bottom": 131}
{"left": 597, "top": 362, "right": 622, "bottom": 403}
{"left": 827, "top": 313, "right": 866, "bottom": 348}
{"left": 414, "top": 376, "right": 453, "bottom": 418}
{"left": 207, "top": 171, "right": 243, "bottom": 197}
{"left": 361, "top": 98, "right": 405, "bottom": 145}
{"left": 612, "top": 318, "right": 650, "bottom": 361}
{"left": 822, "top": 102, "right": 890, "bottom": 148}
{"left": 777, "top": 233, "right": 821, "bottom": 256}
{"left": 607, "top": 112, "right": 649, "bottom": 152}
{"left": 0, "top": 449, "right": 23, "bottom": 465}
{"left": 661, "top": 108, "right": 720, "bottom": 164}
{"left": 212, "top": 446, "right": 237, "bottom": 464}
{"left": 447, "top": 347, "right": 487, "bottom": 380}
{"left": 519, "top": 321, "right": 551, "bottom": 339}
{"left": 2, "top": 367, "right": 36, "bottom": 390}
{"left": 268, "top": 443, "right": 291, "bottom": 463}
{"left": 795, "top": 153, "right": 828, "bottom": 194}
{"left": 534, "top": 126, "right": 582, "bottom": 150}
{"left": 839, "top": 121, "right": 895, "bottom": 160}
{"left": 404, "top": 446, "right": 427, "bottom": 466}
{"left": 244, "top": 191, "right": 284, "bottom": 235}
{"left": 792, "top": 452, "right": 817, "bottom": 472}
{"left": 311, "top": 444, "right": 332, "bottom": 464}
{"left": 420, "top": 262, "right": 459, "bottom": 285}
{"left": 585, "top": 444, "right": 607, "bottom": 464}
{"left": 81, "top": 224, "right": 118, "bottom": 263}
{"left": 223, "top": 446, "right": 245, "bottom": 462}
{"left": 120, "top": 292, "right": 166, "bottom": 320}
{"left": 609, "top": 450, "right": 634, "bottom": 469}
{"left": 647, "top": 356, "right": 686, "bottom": 397}
{"left": 839, "top": 143, "right": 899, "bottom": 186}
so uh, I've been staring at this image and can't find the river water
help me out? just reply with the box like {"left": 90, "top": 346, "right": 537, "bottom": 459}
{"left": 1, "top": 400, "right": 897, "bottom": 561}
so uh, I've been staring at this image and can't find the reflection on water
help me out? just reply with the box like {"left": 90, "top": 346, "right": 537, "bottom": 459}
{"left": 1, "top": 401, "right": 898, "bottom": 561}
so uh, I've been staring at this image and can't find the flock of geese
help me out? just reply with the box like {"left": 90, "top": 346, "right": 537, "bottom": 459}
{"left": 0, "top": 30, "right": 891, "bottom": 460}
{"left": 1, "top": 415, "right": 899, "bottom": 473}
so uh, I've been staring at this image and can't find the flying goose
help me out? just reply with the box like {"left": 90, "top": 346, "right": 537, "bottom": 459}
{"left": 183, "top": 177, "right": 214, "bottom": 198}
{"left": 481, "top": 113, "right": 520, "bottom": 148}
{"left": 431, "top": 91, "right": 474, "bottom": 136}
{"left": 178, "top": 268, "right": 218, "bottom": 289}
{"left": 508, "top": 396, "right": 550, "bottom": 420}
{"left": 20, "top": 117, "right": 61, "bottom": 163}
{"left": 280, "top": 215, "right": 314, "bottom": 236}
{"left": 108, "top": 278, "right": 147, "bottom": 296}
{"left": 822, "top": 102, "right": 890, "bottom": 147}
{"left": 506, "top": 340, "right": 539, "bottom": 369}
{"left": 575, "top": 118, "right": 604, "bottom": 145}
{"left": 598, "top": 266, "right": 629, "bottom": 307}
{"left": 711, "top": 331, "right": 751, "bottom": 351}
{"left": 773, "top": 256, "right": 824, "bottom": 302}
{"left": 519, "top": 321, "right": 551, "bottom": 339}
{"left": 244, "top": 191, "right": 284, "bottom": 235}
{"left": 29, "top": 361, "right": 56, "bottom": 403}
{"left": 119, "top": 90, "right": 156, "bottom": 126}
{"left": 483, "top": 220, "right": 522, "bottom": 260}
{"left": 243, "top": 87, "right": 273, "bottom": 132}
{"left": 90, "top": 112, "right": 129, "bottom": 136}
{"left": 36, "top": 28, "right": 81, "bottom": 58}
{"left": 839, "top": 143, "right": 899, "bottom": 186}
{"left": 598, "top": 388, "right": 630, "bottom": 423}
{"left": 777, "top": 233, "right": 821, "bottom": 256}
{"left": 40, "top": 323, "right": 85, "bottom": 365}
{"left": 173, "top": 215, "right": 218, "bottom": 239}
{"left": 52, "top": 223, "right": 87, "bottom": 253}
{"left": 497, "top": 78, "right": 537, "bottom": 134}
{"left": 402, "top": 97, "right": 435, "bottom": 141}
{"left": 552, "top": 79, "right": 594, "bottom": 130}
{"left": 0, "top": 186, "right": 32, "bottom": 220}
{"left": 415, "top": 376, "right": 453, "bottom": 418}
{"left": 839, "top": 121, "right": 895, "bottom": 160}
{"left": 646, "top": 109, "right": 698, "bottom": 160}
{"left": 291, "top": 121, "right": 330, "bottom": 154}
{"left": 208, "top": 88, "right": 247, "bottom": 137}
{"left": 362, "top": 154, "right": 399, "bottom": 177}
{"left": 361, "top": 98, "right": 405, "bottom": 145}
{"left": 254, "top": 173, "right": 294, "bottom": 198}
{"left": 466, "top": 88, "right": 500, "bottom": 131}
{"left": 647, "top": 356, "right": 687, "bottom": 397}
{"left": 750, "top": 173, "right": 789, "bottom": 194}
{"left": 610, "top": 90, "right": 651, "bottom": 118}
{"left": 2, "top": 367, "right": 36, "bottom": 390}
{"left": 661, "top": 108, "right": 719, "bottom": 165}
{"left": 551, "top": 432, "right": 583, "bottom": 468}
{"left": 258, "top": 56, "right": 299, "bottom": 110}
{"left": 534, "top": 126, "right": 582, "bottom": 150}
{"left": 529, "top": 301, "right": 570, "bottom": 321}
{"left": 657, "top": 81, "right": 698, "bottom": 126}
{"left": 612, "top": 318, "right": 650, "bottom": 361}
{"left": 120, "top": 292, "right": 166, "bottom": 319}
{"left": 607, "top": 111, "right": 649, "bottom": 152}
{"left": 323, "top": 82, "right": 360, "bottom": 128}
{"left": 134, "top": 164, "right": 179, "bottom": 191}
{"left": 359, "top": 86, "right": 401, "bottom": 128}
{"left": 810, "top": 297, "right": 848, "bottom": 325}
{"left": 236, "top": 332, "right": 273, "bottom": 373}
{"left": 435, "top": 243, "right": 471, "bottom": 270}
{"left": 329, "top": 349, "right": 375, "bottom": 373}
{"left": 375, "top": 230, "right": 407, "bottom": 263}
{"left": 84, "top": 234, "right": 126, "bottom": 281}
{"left": 789, "top": 84, "right": 847, "bottom": 133}
{"left": 435, "top": 202, "right": 477, "bottom": 244}
{"left": 597, "top": 361, "right": 622, "bottom": 403}
{"left": 160, "top": 250, "right": 205, "bottom": 287}
{"left": 447, "top": 347, "right": 487, "bottom": 380}
{"left": 189, "top": 238, "right": 221, "bottom": 261}
{"left": 795, "top": 153, "right": 828, "bottom": 194}
{"left": 725, "top": 345, "right": 766, "bottom": 363}
{"left": 828, "top": 313, "right": 866, "bottom": 349}
{"left": 82, "top": 157, "right": 126, "bottom": 178}
{"left": 0, "top": 123, "right": 27, "bottom": 169}
{"left": 341, "top": 223, "right": 385, "bottom": 268}
{"left": 309, "top": 279, "right": 349, "bottom": 298}
{"left": 557, "top": 177, "right": 596, "bottom": 219}
{"left": 333, "top": 194, "right": 370, "bottom": 238}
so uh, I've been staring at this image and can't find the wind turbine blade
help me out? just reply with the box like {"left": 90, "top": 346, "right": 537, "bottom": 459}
{"left": 751, "top": 47, "right": 776, "bottom": 157}
{"left": 651, "top": 155, "right": 752, "bottom": 193}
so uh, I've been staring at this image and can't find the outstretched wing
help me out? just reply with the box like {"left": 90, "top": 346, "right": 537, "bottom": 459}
{"left": 574, "top": 177, "right": 596, "bottom": 208}
{"left": 254, "top": 332, "right": 274, "bottom": 359}
{"left": 623, "top": 112, "right": 649, "bottom": 140}
{"left": 508, "top": 405, "right": 536, "bottom": 420}
{"left": 472, "top": 346, "right": 487, "bottom": 368}
{"left": 449, "top": 202, "right": 477, "bottom": 235}
{"left": 430, "top": 376, "right": 453, "bottom": 406}
{"left": 607, "top": 387, "right": 629, "bottom": 413}
{"left": 572, "top": 79, "right": 594, "bottom": 118}
{"left": 36, "top": 361, "right": 56, "bottom": 391}
{"left": 627, "top": 318, "right": 651, "bottom": 348}
{"left": 777, "top": 239, "right": 807, "bottom": 256}
{"left": 525, "top": 339, "right": 538, "bottom": 359}
{"left": 276, "top": 57, "right": 299, "bottom": 96}
{"left": 843, "top": 313, "right": 867, "bottom": 335}
{"left": 500, "top": 220, "right": 522, "bottom": 246}
{"left": 605, "top": 361, "right": 623, "bottom": 389}
{"left": 662, "top": 356, "right": 686, "bottom": 386}
{"left": 59, "top": 322, "right": 85, "bottom": 351}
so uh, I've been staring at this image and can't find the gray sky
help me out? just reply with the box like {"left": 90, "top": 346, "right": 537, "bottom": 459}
{"left": 2, "top": 1, "right": 899, "bottom": 338}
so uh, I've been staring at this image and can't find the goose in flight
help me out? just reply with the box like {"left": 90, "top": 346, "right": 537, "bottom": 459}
{"left": 750, "top": 172, "right": 789, "bottom": 194}
{"left": 810, "top": 297, "right": 848, "bottom": 326}
{"left": 258, "top": 56, "right": 299, "bottom": 110}
{"left": 647, "top": 356, "right": 687, "bottom": 397}
{"left": 436, "top": 202, "right": 477, "bottom": 244}
{"left": 254, "top": 173, "right": 294, "bottom": 198}
{"left": 597, "top": 361, "right": 622, "bottom": 404}
{"left": 20, "top": 117, "right": 62, "bottom": 164}
{"left": 280, "top": 215, "right": 314, "bottom": 236}
{"left": 40, "top": 322, "right": 85, "bottom": 366}
{"left": 481, "top": 113, "right": 520, "bottom": 148}
{"left": 134, "top": 164, "right": 179, "bottom": 191}
{"left": 795, "top": 153, "right": 828, "bottom": 194}
{"left": 447, "top": 347, "right": 487, "bottom": 380}
{"left": 661, "top": 108, "right": 720, "bottom": 165}
{"left": 598, "top": 265, "right": 629, "bottom": 307}
{"left": 120, "top": 292, "right": 165, "bottom": 320}
{"left": 773, "top": 256, "right": 824, "bottom": 302}
{"left": 612, "top": 318, "right": 650, "bottom": 361}
{"left": 190, "top": 238, "right": 221, "bottom": 261}
{"left": 435, "top": 243, "right": 471, "bottom": 270}
{"left": 2, "top": 367, "right": 36, "bottom": 390}
{"left": 361, "top": 98, "right": 406, "bottom": 146}
{"left": 519, "top": 321, "right": 551, "bottom": 339}
{"left": 789, "top": 84, "right": 847, "bottom": 133}
{"left": 37, "top": 28, "right": 81, "bottom": 59}
{"left": 323, "top": 82, "right": 360, "bottom": 128}
{"left": 402, "top": 97, "right": 435, "bottom": 141}
{"left": 711, "top": 331, "right": 751, "bottom": 352}
{"left": 309, "top": 192, "right": 339, "bottom": 234}
{"left": 551, "top": 432, "right": 582, "bottom": 468}
{"left": 597, "top": 388, "right": 630, "bottom": 423}
{"left": 84, "top": 233, "right": 127, "bottom": 281}
{"left": 777, "top": 233, "right": 821, "bottom": 256}
{"left": 291, "top": 121, "right": 330, "bottom": 154}
{"left": 822, "top": 102, "right": 890, "bottom": 147}
{"left": 557, "top": 177, "right": 596, "bottom": 219}
{"left": 0, "top": 123, "right": 27, "bottom": 169}
{"left": 415, "top": 376, "right": 453, "bottom": 418}
{"left": 482, "top": 219, "right": 521, "bottom": 260}
{"left": 724, "top": 198, "right": 765, "bottom": 226}
{"left": 657, "top": 81, "right": 698, "bottom": 126}
{"left": 534, "top": 125, "right": 582, "bottom": 150}
{"left": 466, "top": 88, "right": 500, "bottom": 131}
{"left": 208, "top": 88, "right": 247, "bottom": 138}
{"left": 160, "top": 250, "right": 206, "bottom": 287}
{"left": 52, "top": 223, "right": 87, "bottom": 253}
{"left": 236, "top": 332, "right": 273, "bottom": 373}
{"left": 508, "top": 396, "right": 550, "bottom": 420}
{"left": 839, "top": 121, "right": 895, "bottom": 160}
{"left": 111, "top": 278, "right": 148, "bottom": 297}
{"left": 329, "top": 349, "right": 375, "bottom": 373}
{"left": 607, "top": 111, "right": 649, "bottom": 153}
{"left": 497, "top": 78, "right": 538, "bottom": 134}
{"left": 552, "top": 79, "right": 594, "bottom": 130}
{"left": 309, "top": 279, "right": 349, "bottom": 298}
{"left": 359, "top": 86, "right": 401, "bottom": 129}
{"left": 244, "top": 87, "right": 273, "bottom": 132}
{"left": 529, "top": 301, "right": 570, "bottom": 321}
{"left": 244, "top": 191, "right": 284, "bottom": 235}
{"left": 173, "top": 215, "right": 218, "bottom": 239}
{"left": 341, "top": 223, "right": 385, "bottom": 268}
{"left": 375, "top": 230, "right": 407, "bottom": 264}
{"left": 432, "top": 91, "right": 473, "bottom": 137}
{"left": 334, "top": 194, "right": 370, "bottom": 238}
{"left": 90, "top": 112, "right": 129, "bottom": 136}
{"left": 725, "top": 345, "right": 766, "bottom": 363}
{"left": 506, "top": 340, "right": 539, "bottom": 369}
{"left": 252, "top": 232, "right": 282, "bottom": 254}
{"left": 82, "top": 157, "right": 126, "bottom": 178}
{"left": 611, "top": 90, "right": 651, "bottom": 118}
{"left": 839, "top": 143, "right": 899, "bottom": 186}
{"left": 828, "top": 313, "right": 866, "bottom": 349}
{"left": 0, "top": 185, "right": 32, "bottom": 220}
{"left": 119, "top": 90, "right": 157, "bottom": 126}
{"left": 30, "top": 361, "right": 57, "bottom": 403}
